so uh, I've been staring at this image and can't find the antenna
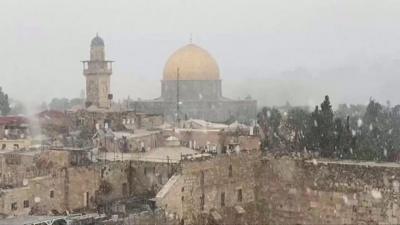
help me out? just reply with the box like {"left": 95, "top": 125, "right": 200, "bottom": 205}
{"left": 176, "top": 67, "right": 180, "bottom": 125}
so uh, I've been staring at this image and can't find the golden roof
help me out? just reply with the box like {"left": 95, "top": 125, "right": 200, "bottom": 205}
{"left": 163, "top": 44, "right": 220, "bottom": 80}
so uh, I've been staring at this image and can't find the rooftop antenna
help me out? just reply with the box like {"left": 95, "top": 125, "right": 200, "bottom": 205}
{"left": 176, "top": 67, "right": 180, "bottom": 126}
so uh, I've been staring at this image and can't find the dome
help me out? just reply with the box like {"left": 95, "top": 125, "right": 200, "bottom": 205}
{"left": 91, "top": 35, "right": 104, "bottom": 47}
{"left": 163, "top": 44, "right": 220, "bottom": 80}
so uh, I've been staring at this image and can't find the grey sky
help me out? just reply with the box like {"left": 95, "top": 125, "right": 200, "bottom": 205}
{"left": 1, "top": 0, "right": 400, "bottom": 107}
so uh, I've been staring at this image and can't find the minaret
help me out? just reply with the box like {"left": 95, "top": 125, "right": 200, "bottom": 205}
{"left": 82, "top": 34, "right": 113, "bottom": 109}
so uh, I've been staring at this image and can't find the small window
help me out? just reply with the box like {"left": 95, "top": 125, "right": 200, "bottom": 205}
{"left": 221, "top": 192, "right": 225, "bottom": 207}
{"left": 11, "top": 202, "right": 17, "bottom": 211}
{"left": 1, "top": 144, "right": 6, "bottom": 150}
{"left": 144, "top": 167, "right": 147, "bottom": 175}
{"left": 237, "top": 189, "right": 243, "bottom": 202}
{"left": 23, "top": 200, "right": 29, "bottom": 208}
{"left": 50, "top": 190, "right": 54, "bottom": 198}
{"left": 200, "top": 194, "right": 205, "bottom": 210}
{"left": 200, "top": 171, "right": 205, "bottom": 186}
{"left": 228, "top": 165, "right": 233, "bottom": 177}
{"left": 122, "top": 183, "right": 128, "bottom": 197}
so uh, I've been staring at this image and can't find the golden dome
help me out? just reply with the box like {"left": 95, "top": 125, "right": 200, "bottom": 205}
{"left": 163, "top": 44, "right": 220, "bottom": 80}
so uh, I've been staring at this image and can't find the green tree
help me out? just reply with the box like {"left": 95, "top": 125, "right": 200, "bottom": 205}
{"left": 319, "top": 95, "right": 334, "bottom": 157}
{"left": 354, "top": 100, "right": 388, "bottom": 161}
{"left": 308, "top": 105, "right": 321, "bottom": 151}
{"left": 49, "top": 98, "right": 70, "bottom": 111}
{"left": 257, "top": 107, "right": 282, "bottom": 149}
{"left": 286, "top": 107, "right": 310, "bottom": 150}
{"left": 9, "top": 101, "right": 27, "bottom": 115}
{"left": 0, "top": 87, "right": 11, "bottom": 116}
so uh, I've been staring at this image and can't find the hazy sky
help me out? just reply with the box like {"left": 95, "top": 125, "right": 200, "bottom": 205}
{"left": 2, "top": 0, "right": 400, "bottom": 107}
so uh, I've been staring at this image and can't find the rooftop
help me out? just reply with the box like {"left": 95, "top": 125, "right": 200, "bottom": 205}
{"left": 99, "top": 146, "right": 198, "bottom": 163}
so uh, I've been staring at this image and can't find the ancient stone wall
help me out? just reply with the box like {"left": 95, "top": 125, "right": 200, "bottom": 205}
{"left": 0, "top": 158, "right": 179, "bottom": 217}
{"left": 162, "top": 153, "right": 400, "bottom": 224}
{"left": 254, "top": 158, "right": 400, "bottom": 224}
{"left": 172, "top": 153, "right": 258, "bottom": 224}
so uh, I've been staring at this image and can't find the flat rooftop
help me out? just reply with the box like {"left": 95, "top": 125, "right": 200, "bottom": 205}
{"left": 0, "top": 215, "right": 65, "bottom": 225}
{"left": 113, "top": 129, "right": 161, "bottom": 139}
{"left": 99, "top": 146, "right": 198, "bottom": 163}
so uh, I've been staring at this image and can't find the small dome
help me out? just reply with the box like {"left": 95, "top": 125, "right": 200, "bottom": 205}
{"left": 91, "top": 35, "right": 104, "bottom": 47}
{"left": 163, "top": 44, "right": 220, "bottom": 80}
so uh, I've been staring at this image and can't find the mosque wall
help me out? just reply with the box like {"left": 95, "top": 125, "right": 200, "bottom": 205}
{"left": 133, "top": 99, "right": 257, "bottom": 123}
{"left": 161, "top": 80, "right": 222, "bottom": 101}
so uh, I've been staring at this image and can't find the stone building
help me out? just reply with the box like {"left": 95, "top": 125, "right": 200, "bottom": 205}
{"left": 82, "top": 34, "right": 114, "bottom": 109}
{"left": 163, "top": 119, "right": 260, "bottom": 154}
{"left": 132, "top": 43, "right": 257, "bottom": 123}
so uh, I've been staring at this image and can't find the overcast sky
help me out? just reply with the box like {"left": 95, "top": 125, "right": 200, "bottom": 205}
{"left": 2, "top": 0, "right": 400, "bottom": 107}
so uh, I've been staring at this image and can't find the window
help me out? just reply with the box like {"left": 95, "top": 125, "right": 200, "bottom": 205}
{"left": 221, "top": 192, "right": 225, "bottom": 207}
{"left": 23, "top": 200, "right": 29, "bottom": 208}
{"left": 50, "top": 190, "right": 54, "bottom": 198}
{"left": 237, "top": 189, "right": 243, "bottom": 202}
{"left": 122, "top": 183, "right": 128, "bottom": 197}
{"left": 144, "top": 167, "right": 147, "bottom": 175}
{"left": 228, "top": 165, "right": 233, "bottom": 177}
{"left": 200, "top": 194, "right": 205, "bottom": 210}
{"left": 1, "top": 144, "right": 6, "bottom": 150}
{"left": 158, "top": 174, "right": 162, "bottom": 184}
{"left": 200, "top": 171, "right": 204, "bottom": 186}
{"left": 11, "top": 202, "right": 17, "bottom": 211}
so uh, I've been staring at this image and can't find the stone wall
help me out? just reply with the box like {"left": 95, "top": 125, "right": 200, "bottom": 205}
{"left": 0, "top": 158, "right": 179, "bottom": 218}
{"left": 0, "top": 150, "right": 65, "bottom": 188}
{"left": 157, "top": 152, "right": 258, "bottom": 224}
{"left": 158, "top": 153, "right": 400, "bottom": 224}
{"left": 97, "top": 130, "right": 164, "bottom": 153}
{"left": 67, "top": 110, "right": 162, "bottom": 133}
{"left": 254, "top": 158, "right": 400, "bottom": 224}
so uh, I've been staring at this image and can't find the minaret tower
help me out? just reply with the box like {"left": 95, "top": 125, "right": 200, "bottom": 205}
{"left": 82, "top": 34, "right": 113, "bottom": 109}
